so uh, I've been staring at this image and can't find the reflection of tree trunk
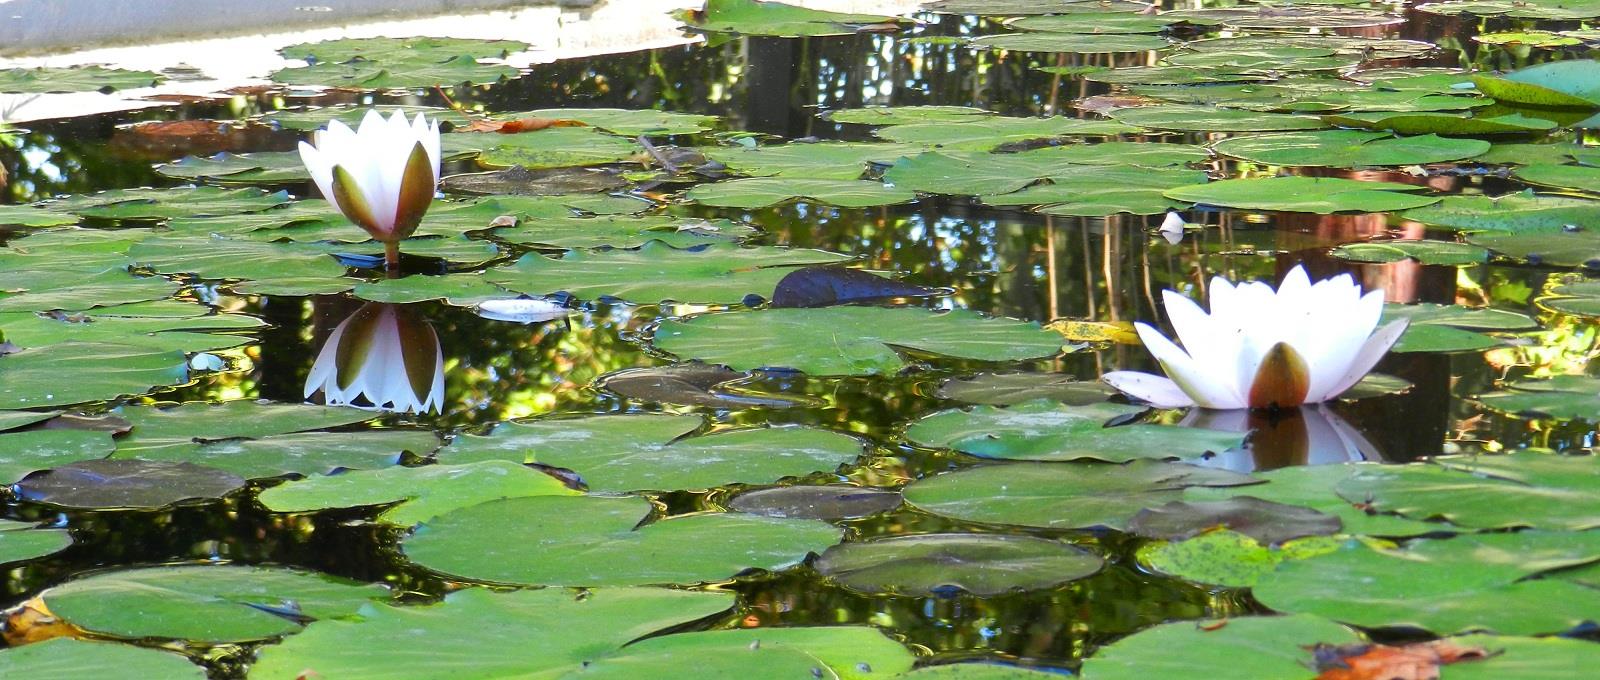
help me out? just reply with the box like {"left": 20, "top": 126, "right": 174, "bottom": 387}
{"left": 254, "top": 297, "right": 314, "bottom": 402}
{"left": 744, "top": 37, "right": 803, "bottom": 137}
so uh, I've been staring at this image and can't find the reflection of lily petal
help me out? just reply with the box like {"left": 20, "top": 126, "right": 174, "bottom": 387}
{"left": 1104, "top": 265, "right": 1408, "bottom": 410}
{"left": 1158, "top": 210, "right": 1185, "bottom": 244}
{"left": 1180, "top": 404, "right": 1382, "bottom": 473}
{"left": 304, "top": 302, "right": 444, "bottom": 414}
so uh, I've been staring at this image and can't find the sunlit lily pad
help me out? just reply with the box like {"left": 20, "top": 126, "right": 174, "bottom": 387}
{"left": 0, "top": 269, "right": 179, "bottom": 313}
{"left": 1109, "top": 105, "right": 1327, "bottom": 132}
{"left": 272, "top": 37, "right": 524, "bottom": 88}
{"left": 0, "top": 204, "right": 77, "bottom": 227}
{"left": 1087, "top": 66, "right": 1273, "bottom": 86}
{"left": 973, "top": 33, "right": 1171, "bottom": 53}
{"left": 155, "top": 152, "right": 310, "bottom": 184}
{"left": 1214, "top": 130, "right": 1488, "bottom": 167}
{"left": 686, "top": 177, "right": 916, "bottom": 208}
{"left": 15, "top": 459, "right": 246, "bottom": 509}
{"left": 486, "top": 242, "right": 849, "bottom": 304}
{"left": 936, "top": 372, "right": 1116, "bottom": 406}
{"left": 926, "top": 0, "right": 1150, "bottom": 14}
{"left": 1475, "top": 31, "right": 1584, "bottom": 47}
{"left": 1010, "top": 12, "right": 1189, "bottom": 34}
{"left": 1164, "top": 47, "right": 1357, "bottom": 73}
{"left": 253, "top": 587, "right": 911, "bottom": 680}
{"left": 875, "top": 117, "right": 1136, "bottom": 150}
{"left": 0, "top": 639, "right": 204, "bottom": 679}
{"left": 0, "top": 518, "right": 72, "bottom": 565}
{"left": 129, "top": 235, "right": 345, "bottom": 280}
{"left": 440, "top": 413, "right": 861, "bottom": 492}
{"left": 0, "top": 429, "right": 113, "bottom": 484}
{"left": 982, "top": 166, "right": 1206, "bottom": 215}
{"left": 1538, "top": 281, "right": 1600, "bottom": 317}
{"left": 1472, "top": 60, "right": 1600, "bottom": 108}
{"left": 0, "top": 66, "right": 161, "bottom": 93}
{"left": 492, "top": 215, "right": 754, "bottom": 249}
{"left": 114, "top": 401, "right": 376, "bottom": 454}
{"left": 0, "top": 302, "right": 263, "bottom": 353}
{"left": 823, "top": 106, "right": 993, "bottom": 126}
{"left": 1335, "top": 452, "right": 1600, "bottom": 530}
{"left": 44, "top": 187, "right": 290, "bottom": 221}
{"left": 1253, "top": 532, "right": 1600, "bottom": 634}
{"left": 1402, "top": 192, "right": 1600, "bottom": 233}
{"left": 115, "top": 430, "right": 437, "bottom": 480}
{"left": 1168, "top": 6, "right": 1403, "bottom": 29}
{"left": 1164, "top": 176, "right": 1439, "bottom": 213}
{"left": 402, "top": 494, "right": 841, "bottom": 586}
{"left": 494, "top": 108, "right": 718, "bottom": 135}
{"left": 343, "top": 273, "right": 510, "bottom": 305}
{"left": 40, "top": 565, "right": 387, "bottom": 643}
{"left": 259, "top": 460, "right": 579, "bottom": 527}
{"left": 1185, "top": 464, "right": 1448, "bottom": 537}
{"left": 258, "top": 104, "right": 477, "bottom": 131}
{"left": 1331, "top": 239, "right": 1490, "bottom": 265}
{"left": 814, "top": 533, "right": 1104, "bottom": 595}
{"left": 678, "top": 0, "right": 906, "bottom": 37}
{"left": 1012, "top": 141, "right": 1208, "bottom": 167}
{"left": 1514, "top": 163, "right": 1600, "bottom": 194}
{"left": 0, "top": 342, "right": 188, "bottom": 410}
{"left": 1420, "top": 0, "right": 1600, "bottom": 20}
{"left": 1324, "top": 111, "right": 1558, "bottom": 136}
{"left": 1385, "top": 302, "right": 1537, "bottom": 353}
{"left": 702, "top": 141, "right": 922, "bottom": 180}
{"left": 471, "top": 127, "right": 643, "bottom": 170}
{"left": 906, "top": 399, "right": 1243, "bottom": 463}
{"left": 654, "top": 306, "right": 1065, "bottom": 375}
{"left": 900, "top": 664, "right": 1077, "bottom": 679}
{"left": 904, "top": 461, "right": 1259, "bottom": 530}
{"left": 1136, "top": 530, "right": 1344, "bottom": 588}
{"left": 1079, "top": 615, "right": 1365, "bottom": 679}
{"left": 1467, "top": 230, "right": 1600, "bottom": 268}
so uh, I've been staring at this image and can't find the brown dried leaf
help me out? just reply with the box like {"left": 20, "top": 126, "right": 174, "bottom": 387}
{"left": 464, "top": 118, "right": 588, "bottom": 134}
{"left": 1, "top": 597, "right": 79, "bottom": 646}
{"left": 1312, "top": 641, "right": 1490, "bottom": 680}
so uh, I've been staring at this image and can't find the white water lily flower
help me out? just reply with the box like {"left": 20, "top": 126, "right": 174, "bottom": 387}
{"left": 298, "top": 109, "right": 441, "bottom": 249}
{"left": 1103, "top": 265, "right": 1408, "bottom": 410}
{"left": 305, "top": 302, "right": 444, "bottom": 414}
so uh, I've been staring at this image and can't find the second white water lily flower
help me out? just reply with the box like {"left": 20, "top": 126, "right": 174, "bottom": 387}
{"left": 298, "top": 109, "right": 441, "bottom": 267}
{"left": 1103, "top": 266, "right": 1408, "bottom": 410}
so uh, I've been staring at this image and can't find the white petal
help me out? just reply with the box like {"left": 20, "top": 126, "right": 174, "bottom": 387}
{"left": 1322, "top": 319, "right": 1409, "bottom": 400}
{"left": 1102, "top": 371, "right": 1195, "bottom": 408}
{"left": 296, "top": 140, "right": 336, "bottom": 207}
{"left": 1135, "top": 321, "right": 1245, "bottom": 409}
{"left": 1303, "top": 287, "right": 1386, "bottom": 401}
{"left": 1161, "top": 290, "right": 1246, "bottom": 404}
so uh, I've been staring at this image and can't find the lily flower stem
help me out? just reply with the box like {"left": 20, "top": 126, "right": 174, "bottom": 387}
{"left": 384, "top": 241, "right": 401, "bottom": 274}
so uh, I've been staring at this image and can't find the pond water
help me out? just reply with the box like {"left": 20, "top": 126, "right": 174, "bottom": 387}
{"left": 0, "top": 0, "right": 1598, "bottom": 678}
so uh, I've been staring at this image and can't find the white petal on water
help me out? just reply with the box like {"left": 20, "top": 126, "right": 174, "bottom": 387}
{"left": 1101, "top": 371, "right": 1195, "bottom": 409}
{"left": 476, "top": 298, "right": 572, "bottom": 324}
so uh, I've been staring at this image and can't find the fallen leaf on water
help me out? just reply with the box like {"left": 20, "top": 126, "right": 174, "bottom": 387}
{"left": 1, "top": 597, "right": 79, "bottom": 646}
{"left": 465, "top": 118, "right": 588, "bottom": 133}
{"left": 1311, "top": 640, "right": 1490, "bottom": 680}
{"left": 1046, "top": 319, "right": 1139, "bottom": 344}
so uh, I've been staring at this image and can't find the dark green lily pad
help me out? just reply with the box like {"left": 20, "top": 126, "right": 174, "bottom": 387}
{"left": 1164, "top": 176, "right": 1439, "bottom": 213}
{"left": 1087, "top": 66, "right": 1273, "bottom": 86}
{"left": 114, "top": 401, "right": 376, "bottom": 454}
{"left": 128, "top": 235, "right": 345, "bottom": 281}
{"left": 1331, "top": 240, "right": 1490, "bottom": 265}
{"left": 936, "top": 372, "right": 1116, "bottom": 406}
{"left": 823, "top": 106, "right": 993, "bottom": 126}
{"left": 1168, "top": 6, "right": 1403, "bottom": 29}
{"left": 686, "top": 177, "right": 916, "bottom": 208}
{"left": 0, "top": 269, "right": 179, "bottom": 313}
{"left": 0, "top": 66, "right": 161, "bottom": 93}
{"left": 982, "top": 166, "right": 1206, "bottom": 215}
{"left": 1214, "top": 130, "right": 1488, "bottom": 167}
{"left": 0, "top": 429, "right": 114, "bottom": 485}
{"left": 1515, "top": 164, "right": 1600, "bottom": 194}
{"left": 0, "top": 410, "right": 60, "bottom": 432}
{"left": 1127, "top": 497, "right": 1342, "bottom": 544}
{"left": 1403, "top": 192, "right": 1600, "bottom": 233}
{"left": 257, "top": 104, "right": 476, "bottom": 131}
{"left": 402, "top": 494, "right": 841, "bottom": 586}
{"left": 346, "top": 274, "right": 510, "bottom": 305}
{"left": 115, "top": 430, "right": 437, "bottom": 480}
{"left": 1335, "top": 452, "right": 1600, "bottom": 530}
{"left": 904, "top": 461, "right": 1259, "bottom": 530}
{"left": 1473, "top": 60, "right": 1600, "bottom": 108}
{"left": 1011, "top": 12, "right": 1188, "bottom": 34}
{"left": 1324, "top": 111, "right": 1559, "bottom": 136}
{"left": 654, "top": 306, "right": 1065, "bottom": 376}
{"left": 440, "top": 413, "right": 861, "bottom": 493}
{"left": 1109, "top": 105, "right": 1328, "bottom": 132}
{"left": 1385, "top": 302, "right": 1537, "bottom": 353}
{"left": 0, "top": 303, "right": 263, "bottom": 354}
{"left": 814, "top": 533, "right": 1104, "bottom": 596}
{"left": 0, "top": 639, "right": 205, "bottom": 679}
{"left": 1253, "top": 532, "right": 1600, "bottom": 635}
{"left": 730, "top": 485, "right": 902, "bottom": 520}
{"left": 0, "top": 204, "right": 77, "bottom": 227}
{"left": 44, "top": 187, "right": 289, "bottom": 220}
{"left": 1467, "top": 230, "right": 1600, "bottom": 268}
{"left": 1011, "top": 142, "right": 1208, "bottom": 167}
{"left": 973, "top": 33, "right": 1171, "bottom": 54}
{"left": 0, "top": 518, "right": 72, "bottom": 565}
{"left": 485, "top": 242, "right": 849, "bottom": 304}
{"left": 1080, "top": 615, "right": 1363, "bottom": 680}
{"left": 875, "top": 117, "right": 1136, "bottom": 150}
{"left": 1184, "top": 464, "right": 1447, "bottom": 537}
{"left": 1136, "top": 530, "right": 1344, "bottom": 588}
{"left": 702, "top": 141, "right": 923, "bottom": 180}
{"left": 154, "top": 152, "right": 311, "bottom": 184}
{"left": 492, "top": 215, "right": 754, "bottom": 249}
{"left": 1420, "top": 0, "right": 1600, "bottom": 20}
{"left": 258, "top": 460, "right": 579, "bottom": 527}
{"left": 1539, "top": 281, "right": 1600, "bottom": 317}
{"left": 678, "top": 0, "right": 906, "bottom": 37}
{"left": 906, "top": 399, "right": 1243, "bottom": 463}
{"left": 14, "top": 459, "right": 246, "bottom": 509}
{"left": 0, "top": 342, "right": 189, "bottom": 410}
{"left": 40, "top": 565, "right": 387, "bottom": 643}
{"left": 496, "top": 108, "right": 717, "bottom": 136}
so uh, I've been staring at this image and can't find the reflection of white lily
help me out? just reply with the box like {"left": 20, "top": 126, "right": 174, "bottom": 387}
{"left": 305, "top": 303, "right": 444, "bottom": 414}
{"left": 1158, "top": 210, "right": 1185, "bottom": 244}
{"left": 1104, "top": 266, "right": 1407, "bottom": 410}
{"left": 298, "top": 110, "right": 441, "bottom": 270}
{"left": 1181, "top": 405, "right": 1382, "bottom": 473}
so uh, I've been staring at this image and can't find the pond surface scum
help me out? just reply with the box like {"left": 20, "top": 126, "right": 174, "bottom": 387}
{"left": 0, "top": 0, "right": 1598, "bottom": 677}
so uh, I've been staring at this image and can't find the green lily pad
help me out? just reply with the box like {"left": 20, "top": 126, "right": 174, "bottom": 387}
{"left": 0, "top": 269, "right": 179, "bottom": 313}
{"left": 471, "top": 127, "right": 642, "bottom": 170}
{"left": 1136, "top": 530, "right": 1345, "bottom": 588}
{"left": 823, "top": 106, "right": 993, "bottom": 126}
{"left": 0, "top": 303, "right": 264, "bottom": 353}
{"left": 154, "top": 152, "right": 310, "bottom": 184}
{"left": 1184, "top": 464, "right": 1448, "bottom": 537}
{"left": 1087, "top": 66, "right": 1273, "bottom": 86}
{"left": 496, "top": 108, "right": 717, "bottom": 135}
{"left": 678, "top": 0, "right": 906, "bottom": 37}
{"left": 485, "top": 242, "right": 849, "bottom": 304}
{"left": 1403, "top": 192, "right": 1600, "bottom": 233}
{"left": 1443, "top": 634, "right": 1600, "bottom": 679}
{"left": 15, "top": 459, "right": 246, "bottom": 509}
{"left": 983, "top": 166, "right": 1206, "bottom": 215}
{"left": 258, "top": 104, "right": 477, "bottom": 131}
{"left": 814, "top": 533, "right": 1104, "bottom": 596}
{"left": 730, "top": 485, "right": 903, "bottom": 520}
{"left": 0, "top": 204, "right": 77, "bottom": 227}
{"left": 0, "top": 66, "right": 161, "bottom": 93}
{"left": 1214, "top": 130, "right": 1488, "bottom": 167}
{"left": 1539, "top": 281, "right": 1600, "bottom": 317}
{"left": 0, "top": 410, "right": 60, "bottom": 432}
{"left": 973, "top": 33, "right": 1171, "bottom": 54}
{"left": 0, "top": 639, "right": 205, "bottom": 679}
{"left": 492, "top": 215, "right": 754, "bottom": 249}
{"left": 346, "top": 273, "right": 510, "bottom": 305}
{"left": 115, "top": 430, "right": 437, "bottom": 480}
{"left": 1324, "top": 111, "right": 1558, "bottom": 136}
{"left": 1185, "top": 35, "right": 1435, "bottom": 59}
{"left": 875, "top": 117, "right": 1136, "bottom": 150}
{"left": 128, "top": 235, "right": 345, "bottom": 281}
{"left": 258, "top": 460, "right": 579, "bottom": 527}
{"left": 441, "top": 413, "right": 860, "bottom": 493}
{"left": 44, "top": 187, "right": 290, "bottom": 220}
{"left": 1109, "top": 105, "right": 1328, "bottom": 132}
{"left": 1012, "top": 141, "right": 1208, "bottom": 167}
{"left": 281, "top": 36, "right": 525, "bottom": 62}
{"left": 1473, "top": 60, "right": 1600, "bottom": 108}
{"left": 926, "top": 0, "right": 1150, "bottom": 14}
{"left": 0, "top": 429, "right": 114, "bottom": 485}
{"left": 702, "top": 141, "right": 922, "bottom": 180}
{"left": 936, "top": 372, "right": 1117, "bottom": 406}
{"left": 1010, "top": 12, "right": 1188, "bottom": 34}
{"left": 1419, "top": 0, "right": 1600, "bottom": 20}
{"left": 686, "top": 177, "right": 916, "bottom": 208}
{"left": 114, "top": 401, "right": 376, "bottom": 454}
{"left": 1253, "top": 532, "right": 1600, "bottom": 635}
{"left": 1331, "top": 239, "right": 1490, "bottom": 265}
{"left": 272, "top": 37, "right": 524, "bottom": 88}
{"left": 904, "top": 461, "right": 1259, "bottom": 530}
{"left": 1127, "top": 497, "right": 1342, "bottom": 545}
{"left": 1168, "top": 6, "right": 1402, "bottom": 29}
{"left": 0, "top": 518, "right": 72, "bottom": 565}
{"left": 1467, "top": 230, "right": 1600, "bottom": 268}
{"left": 402, "top": 494, "right": 841, "bottom": 586}
{"left": 1163, "top": 176, "right": 1439, "bottom": 213}
{"left": 1335, "top": 452, "right": 1600, "bottom": 530}
{"left": 907, "top": 399, "right": 1242, "bottom": 463}
{"left": 1385, "top": 302, "right": 1537, "bottom": 353}
{"left": 1514, "top": 163, "right": 1600, "bottom": 194}
{"left": 40, "top": 565, "right": 387, "bottom": 643}
{"left": 0, "top": 342, "right": 189, "bottom": 410}
{"left": 654, "top": 306, "right": 1065, "bottom": 376}
{"left": 1080, "top": 615, "right": 1364, "bottom": 680}
{"left": 253, "top": 587, "right": 911, "bottom": 680}
{"left": 1475, "top": 31, "right": 1585, "bottom": 47}
{"left": 1164, "top": 48, "right": 1357, "bottom": 73}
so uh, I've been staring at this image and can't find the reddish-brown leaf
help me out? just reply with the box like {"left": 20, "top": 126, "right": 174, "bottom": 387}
{"left": 463, "top": 118, "right": 588, "bottom": 134}
{"left": 1312, "top": 641, "right": 1490, "bottom": 680}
